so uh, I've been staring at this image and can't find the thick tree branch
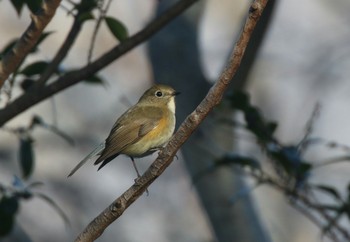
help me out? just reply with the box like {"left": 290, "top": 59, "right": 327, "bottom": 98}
{"left": 0, "top": 0, "right": 199, "bottom": 127}
{"left": 74, "top": 0, "right": 268, "bottom": 241}
{"left": 0, "top": 0, "right": 62, "bottom": 87}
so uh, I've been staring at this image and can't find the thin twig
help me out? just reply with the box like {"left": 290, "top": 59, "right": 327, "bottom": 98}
{"left": 248, "top": 168, "right": 349, "bottom": 241}
{"left": 308, "top": 189, "right": 350, "bottom": 240}
{"left": 74, "top": 1, "right": 268, "bottom": 241}
{"left": 289, "top": 199, "right": 341, "bottom": 242}
{"left": 298, "top": 102, "right": 321, "bottom": 153}
{"left": 37, "top": 15, "right": 83, "bottom": 85}
{"left": 87, "top": 0, "right": 113, "bottom": 64}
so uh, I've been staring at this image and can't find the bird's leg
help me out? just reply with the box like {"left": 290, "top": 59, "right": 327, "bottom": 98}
{"left": 130, "top": 156, "right": 142, "bottom": 178}
{"left": 129, "top": 156, "right": 149, "bottom": 196}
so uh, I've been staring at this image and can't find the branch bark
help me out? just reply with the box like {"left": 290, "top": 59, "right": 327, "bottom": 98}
{"left": 0, "top": 0, "right": 199, "bottom": 127}
{"left": 149, "top": 0, "right": 275, "bottom": 241}
{"left": 74, "top": 0, "right": 269, "bottom": 241}
{"left": 0, "top": 0, "right": 62, "bottom": 87}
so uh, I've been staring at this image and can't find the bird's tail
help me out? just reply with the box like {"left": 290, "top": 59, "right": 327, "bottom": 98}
{"left": 67, "top": 142, "right": 105, "bottom": 177}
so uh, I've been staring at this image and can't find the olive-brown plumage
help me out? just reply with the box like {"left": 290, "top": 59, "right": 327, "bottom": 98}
{"left": 68, "top": 84, "right": 179, "bottom": 177}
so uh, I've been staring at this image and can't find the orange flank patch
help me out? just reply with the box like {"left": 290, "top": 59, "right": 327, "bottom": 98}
{"left": 144, "top": 116, "right": 169, "bottom": 140}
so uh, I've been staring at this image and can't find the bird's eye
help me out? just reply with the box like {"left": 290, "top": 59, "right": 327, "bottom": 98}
{"left": 155, "top": 91, "right": 163, "bottom": 97}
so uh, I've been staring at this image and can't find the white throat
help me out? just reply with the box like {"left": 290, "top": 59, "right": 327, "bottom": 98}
{"left": 167, "top": 97, "right": 176, "bottom": 113}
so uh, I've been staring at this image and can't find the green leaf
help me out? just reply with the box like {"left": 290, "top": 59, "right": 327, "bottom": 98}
{"left": 345, "top": 203, "right": 350, "bottom": 221}
{"left": 84, "top": 75, "right": 106, "bottom": 85}
{"left": 19, "top": 61, "right": 49, "bottom": 76}
{"left": 10, "top": 0, "right": 25, "bottom": 16}
{"left": 217, "top": 154, "right": 261, "bottom": 170}
{"left": 0, "top": 196, "right": 19, "bottom": 236}
{"left": 0, "top": 32, "right": 53, "bottom": 61}
{"left": 20, "top": 79, "right": 36, "bottom": 91}
{"left": 0, "top": 197, "right": 19, "bottom": 217}
{"left": 0, "top": 214, "right": 14, "bottom": 237}
{"left": 228, "top": 90, "right": 250, "bottom": 110}
{"left": 38, "top": 31, "right": 54, "bottom": 44}
{"left": 76, "top": 0, "right": 98, "bottom": 12}
{"left": 267, "top": 122, "right": 278, "bottom": 135}
{"left": 78, "top": 12, "right": 95, "bottom": 23}
{"left": 105, "top": 16, "right": 128, "bottom": 42}
{"left": 30, "top": 31, "right": 54, "bottom": 53}
{"left": 25, "top": 0, "right": 42, "bottom": 13}
{"left": 0, "top": 39, "right": 18, "bottom": 59}
{"left": 296, "top": 161, "right": 312, "bottom": 174}
{"left": 19, "top": 137, "right": 35, "bottom": 179}
{"left": 314, "top": 185, "right": 342, "bottom": 201}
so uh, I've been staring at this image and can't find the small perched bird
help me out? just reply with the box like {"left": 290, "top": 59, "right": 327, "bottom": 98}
{"left": 68, "top": 84, "right": 179, "bottom": 177}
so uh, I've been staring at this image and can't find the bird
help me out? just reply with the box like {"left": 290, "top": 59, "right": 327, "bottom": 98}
{"left": 68, "top": 84, "right": 179, "bottom": 177}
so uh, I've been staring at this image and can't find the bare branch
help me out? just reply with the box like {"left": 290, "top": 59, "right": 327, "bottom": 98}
{"left": 0, "top": 0, "right": 62, "bottom": 88}
{"left": 87, "top": 0, "right": 113, "bottom": 64}
{"left": 0, "top": 0, "right": 200, "bottom": 127}
{"left": 36, "top": 16, "right": 82, "bottom": 85}
{"left": 74, "top": 0, "right": 269, "bottom": 241}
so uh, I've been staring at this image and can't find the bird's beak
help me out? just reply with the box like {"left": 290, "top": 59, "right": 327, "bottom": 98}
{"left": 173, "top": 91, "right": 181, "bottom": 96}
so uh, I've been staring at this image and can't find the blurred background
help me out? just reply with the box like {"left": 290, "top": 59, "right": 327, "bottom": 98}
{"left": 1, "top": 0, "right": 350, "bottom": 241}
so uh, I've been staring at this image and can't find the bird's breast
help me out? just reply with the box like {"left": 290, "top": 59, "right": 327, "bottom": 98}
{"left": 122, "top": 111, "right": 175, "bottom": 157}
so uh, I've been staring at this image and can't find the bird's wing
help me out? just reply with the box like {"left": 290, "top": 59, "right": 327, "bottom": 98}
{"left": 67, "top": 141, "right": 105, "bottom": 177}
{"left": 94, "top": 106, "right": 163, "bottom": 164}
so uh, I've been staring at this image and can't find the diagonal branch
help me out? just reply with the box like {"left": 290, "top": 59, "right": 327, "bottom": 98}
{"left": 74, "top": 0, "right": 268, "bottom": 241}
{"left": 87, "top": 0, "right": 113, "bottom": 64}
{"left": 36, "top": 16, "right": 83, "bottom": 85}
{"left": 0, "top": 0, "right": 200, "bottom": 127}
{"left": 0, "top": 0, "right": 62, "bottom": 88}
